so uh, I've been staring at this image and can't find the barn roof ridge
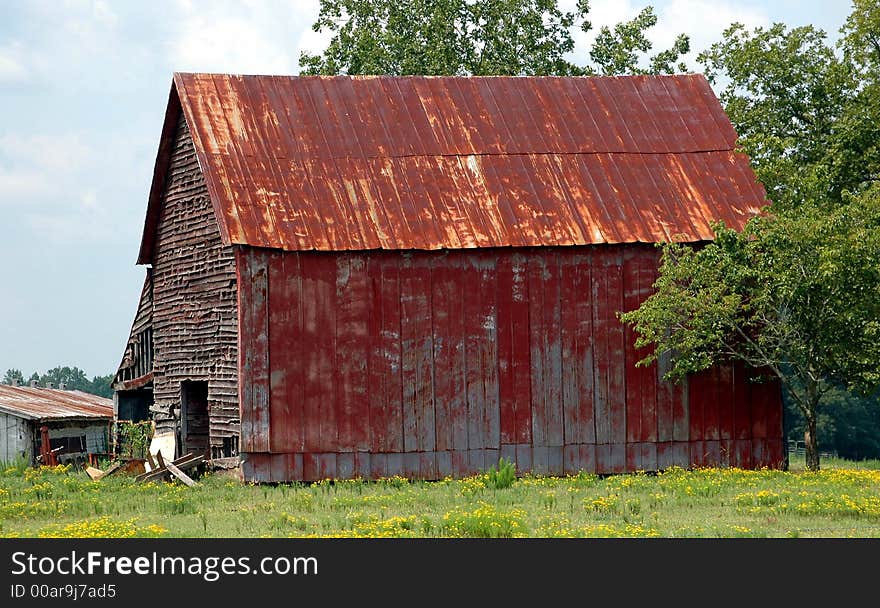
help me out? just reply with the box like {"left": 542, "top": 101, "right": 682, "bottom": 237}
{"left": 137, "top": 72, "right": 767, "bottom": 262}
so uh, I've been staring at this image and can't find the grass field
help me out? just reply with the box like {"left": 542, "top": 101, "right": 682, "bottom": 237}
{"left": 1, "top": 456, "right": 879, "bottom": 538}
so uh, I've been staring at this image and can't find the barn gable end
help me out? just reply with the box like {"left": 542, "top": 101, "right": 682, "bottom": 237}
{"left": 116, "top": 112, "right": 240, "bottom": 458}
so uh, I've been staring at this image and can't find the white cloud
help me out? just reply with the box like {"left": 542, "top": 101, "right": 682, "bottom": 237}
{"left": 169, "top": 0, "right": 322, "bottom": 74}
{"left": 654, "top": 0, "right": 769, "bottom": 62}
{"left": 0, "top": 133, "right": 92, "bottom": 173}
{"left": 0, "top": 51, "right": 27, "bottom": 83}
{"left": 0, "top": 133, "right": 93, "bottom": 207}
{"left": 0, "top": 170, "right": 56, "bottom": 201}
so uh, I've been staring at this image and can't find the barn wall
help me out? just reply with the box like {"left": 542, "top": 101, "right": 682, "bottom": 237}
{"left": 1, "top": 413, "right": 33, "bottom": 463}
{"left": 113, "top": 270, "right": 154, "bottom": 391}
{"left": 46, "top": 421, "right": 111, "bottom": 462}
{"left": 150, "top": 113, "right": 239, "bottom": 454}
{"left": 238, "top": 245, "right": 784, "bottom": 482}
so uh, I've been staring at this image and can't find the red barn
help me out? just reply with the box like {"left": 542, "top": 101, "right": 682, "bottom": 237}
{"left": 113, "top": 73, "right": 785, "bottom": 482}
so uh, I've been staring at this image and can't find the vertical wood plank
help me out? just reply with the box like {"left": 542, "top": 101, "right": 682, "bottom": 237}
{"left": 420, "top": 452, "right": 438, "bottom": 480}
{"left": 301, "top": 254, "right": 336, "bottom": 453}
{"left": 642, "top": 442, "right": 658, "bottom": 471}
{"left": 527, "top": 255, "right": 548, "bottom": 451}
{"left": 496, "top": 255, "right": 516, "bottom": 445}
{"left": 592, "top": 249, "right": 612, "bottom": 445}
{"left": 236, "top": 249, "right": 254, "bottom": 452}
{"left": 750, "top": 369, "right": 769, "bottom": 440}
{"left": 367, "top": 253, "right": 386, "bottom": 453}
{"left": 268, "top": 253, "right": 304, "bottom": 453}
{"left": 673, "top": 377, "right": 690, "bottom": 443}
{"left": 237, "top": 249, "right": 270, "bottom": 453}
{"left": 431, "top": 259, "right": 453, "bottom": 452}
{"left": 623, "top": 248, "right": 643, "bottom": 447}
{"left": 718, "top": 363, "right": 734, "bottom": 442}
{"left": 511, "top": 254, "right": 532, "bottom": 444}
{"left": 733, "top": 361, "right": 751, "bottom": 441}
{"left": 335, "top": 254, "right": 371, "bottom": 452}
{"left": 607, "top": 251, "right": 627, "bottom": 446}
{"left": 637, "top": 250, "right": 657, "bottom": 444}
{"left": 688, "top": 370, "right": 709, "bottom": 442}
{"left": 575, "top": 253, "right": 596, "bottom": 445}
{"left": 447, "top": 255, "right": 468, "bottom": 453}
{"left": 544, "top": 252, "right": 564, "bottom": 448}
{"left": 465, "top": 256, "right": 485, "bottom": 452}
{"left": 354, "top": 451, "right": 370, "bottom": 479}
{"left": 399, "top": 253, "right": 435, "bottom": 454}
{"left": 580, "top": 444, "right": 597, "bottom": 474}
{"left": 560, "top": 252, "right": 580, "bottom": 447}
{"left": 436, "top": 450, "right": 452, "bottom": 477}
{"left": 704, "top": 367, "right": 721, "bottom": 442}
{"left": 337, "top": 452, "right": 355, "bottom": 479}
{"left": 376, "top": 255, "right": 403, "bottom": 453}
{"left": 479, "top": 254, "right": 501, "bottom": 452}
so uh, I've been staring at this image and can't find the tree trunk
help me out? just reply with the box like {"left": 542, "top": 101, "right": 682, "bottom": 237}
{"left": 803, "top": 379, "right": 820, "bottom": 471}
{"left": 804, "top": 415, "right": 819, "bottom": 471}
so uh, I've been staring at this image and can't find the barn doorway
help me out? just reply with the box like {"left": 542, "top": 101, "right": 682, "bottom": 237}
{"left": 180, "top": 381, "right": 210, "bottom": 458}
{"left": 116, "top": 388, "right": 152, "bottom": 422}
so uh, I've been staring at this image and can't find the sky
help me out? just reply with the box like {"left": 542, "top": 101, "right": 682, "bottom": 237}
{"left": 0, "top": 0, "right": 856, "bottom": 379}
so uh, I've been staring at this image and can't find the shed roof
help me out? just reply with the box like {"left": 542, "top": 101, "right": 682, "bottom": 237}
{"left": 0, "top": 385, "right": 113, "bottom": 422}
{"left": 138, "top": 73, "right": 767, "bottom": 262}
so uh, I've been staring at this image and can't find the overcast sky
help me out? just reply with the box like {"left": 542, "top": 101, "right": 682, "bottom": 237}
{"left": 0, "top": 0, "right": 855, "bottom": 378}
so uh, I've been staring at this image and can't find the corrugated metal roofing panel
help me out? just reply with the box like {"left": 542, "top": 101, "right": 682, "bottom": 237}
{"left": 0, "top": 386, "right": 113, "bottom": 421}
{"left": 138, "top": 73, "right": 768, "bottom": 261}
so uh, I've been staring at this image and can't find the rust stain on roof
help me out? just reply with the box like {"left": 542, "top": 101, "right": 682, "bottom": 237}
{"left": 0, "top": 385, "right": 114, "bottom": 421}
{"left": 138, "top": 73, "right": 767, "bottom": 262}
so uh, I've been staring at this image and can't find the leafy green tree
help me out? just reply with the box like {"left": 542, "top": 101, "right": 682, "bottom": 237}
{"left": 622, "top": 1, "right": 880, "bottom": 471}
{"left": 621, "top": 190, "right": 880, "bottom": 471}
{"left": 300, "top": 0, "right": 689, "bottom": 76}
{"left": 697, "top": 1, "right": 879, "bottom": 210}
{"left": 2, "top": 369, "right": 25, "bottom": 385}
{"left": 3, "top": 366, "right": 113, "bottom": 397}
{"left": 40, "top": 366, "right": 89, "bottom": 390}
{"left": 86, "top": 374, "right": 114, "bottom": 399}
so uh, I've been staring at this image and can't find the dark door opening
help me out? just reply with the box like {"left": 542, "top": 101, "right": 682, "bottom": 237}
{"left": 180, "top": 381, "right": 210, "bottom": 458}
{"left": 117, "top": 388, "right": 153, "bottom": 422}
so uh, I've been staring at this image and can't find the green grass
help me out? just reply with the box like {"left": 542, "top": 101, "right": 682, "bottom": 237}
{"left": 1, "top": 457, "right": 879, "bottom": 538}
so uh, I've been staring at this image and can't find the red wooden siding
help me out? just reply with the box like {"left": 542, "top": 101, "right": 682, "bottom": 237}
{"left": 239, "top": 244, "right": 784, "bottom": 482}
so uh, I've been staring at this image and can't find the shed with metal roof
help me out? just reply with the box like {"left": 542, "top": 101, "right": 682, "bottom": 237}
{"left": 115, "top": 73, "right": 784, "bottom": 482}
{"left": 0, "top": 384, "right": 113, "bottom": 465}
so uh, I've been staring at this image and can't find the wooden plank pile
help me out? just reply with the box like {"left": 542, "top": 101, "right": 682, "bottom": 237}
{"left": 84, "top": 461, "right": 123, "bottom": 481}
{"left": 135, "top": 451, "right": 204, "bottom": 487}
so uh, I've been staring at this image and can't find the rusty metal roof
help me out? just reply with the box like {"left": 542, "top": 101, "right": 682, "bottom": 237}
{"left": 0, "top": 385, "right": 113, "bottom": 422}
{"left": 138, "top": 73, "right": 767, "bottom": 261}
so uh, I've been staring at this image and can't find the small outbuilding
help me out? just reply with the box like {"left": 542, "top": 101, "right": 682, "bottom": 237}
{"left": 0, "top": 384, "right": 113, "bottom": 465}
{"left": 115, "top": 73, "right": 785, "bottom": 482}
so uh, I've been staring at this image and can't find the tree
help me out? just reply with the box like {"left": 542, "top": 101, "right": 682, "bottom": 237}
{"left": 40, "top": 366, "right": 89, "bottom": 390}
{"left": 2, "top": 369, "right": 24, "bottom": 385}
{"left": 2, "top": 366, "right": 113, "bottom": 397}
{"left": 697, "top": 1, "right": 879, "bottom": 210}
{"left": 620, "top": 190, "right": 880, "bottom": 471}
{"left": 299, "top": 0, "right": 689, "bottom": 76}
{"left": 621, "top": 1, "right": 880, "bottom": 471}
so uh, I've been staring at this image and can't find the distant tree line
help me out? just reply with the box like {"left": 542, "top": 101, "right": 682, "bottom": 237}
{"left": 2, "top": 367, "right": 114, "bottom": 399}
